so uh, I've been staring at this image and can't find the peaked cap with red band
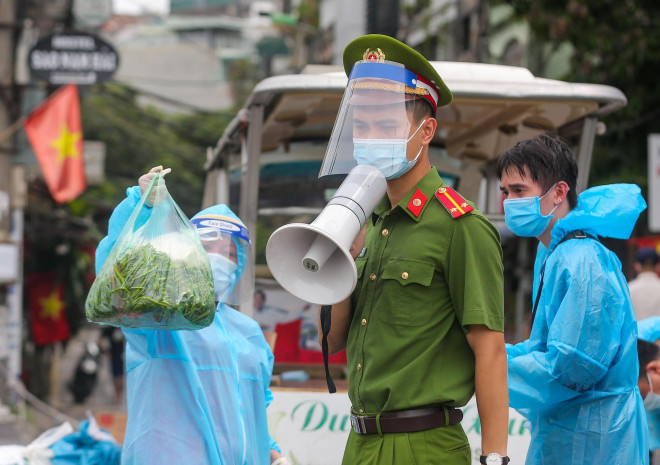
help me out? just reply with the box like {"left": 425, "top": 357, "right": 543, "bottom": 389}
{"left": 343, "top": 34, "right": 453, "bottom": 111}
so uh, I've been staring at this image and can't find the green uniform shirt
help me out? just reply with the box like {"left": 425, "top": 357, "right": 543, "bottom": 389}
{"left": 347, "top": 167, "right": 504, "bottom": 415}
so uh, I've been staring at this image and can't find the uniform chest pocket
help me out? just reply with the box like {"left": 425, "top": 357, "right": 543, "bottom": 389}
{"left": 355, "top": 257, "right": 367, "bottom": 278}
{"left": 378, "top": 258, "right": 435, "bottom": 326}
{"left": 353, "top": 257, "right": 368, "bottom": 305}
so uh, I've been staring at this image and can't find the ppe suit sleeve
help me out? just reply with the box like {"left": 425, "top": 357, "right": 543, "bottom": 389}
{"left": 95, "top": 186, "right": 152, "bottom": 344}
{"left": 507, "top": 243, "right": 624, "bottom": 410}
{"left": 638, "top": 316, "right": 660, "bottom": 343}
{"left": 263, "top": 341, "right": 281, "bottom": 453}
{"left": 269, "top": 434, "right": 281, "bottom": 454}
{"left": 264, "top": 363, "right": 281, "bottom": 453}
{"left": 245, "top": 318, "right": 282, "bottom": 454}
{"left": 95, "top": 186, "right": 147, "bottom": 274}
{"left": 505, "top": 340, "right": 531, "bottom": 358}
{"left": 265, "top": 384, "right": 281, "bottom": 453}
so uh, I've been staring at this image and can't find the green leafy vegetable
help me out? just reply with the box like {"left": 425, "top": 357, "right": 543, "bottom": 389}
{"left": 86, "top": 244, "right": 215, "bottom": 329}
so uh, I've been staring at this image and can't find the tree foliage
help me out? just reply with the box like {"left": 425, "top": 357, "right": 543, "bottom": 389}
{"left": 78, "top": 83, "right": 232, "bottom": 219}
{"left": 495, "top": 0, "right": 660, "bottom": 232}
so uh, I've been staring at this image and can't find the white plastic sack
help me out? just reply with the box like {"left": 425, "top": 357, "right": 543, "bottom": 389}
{"left": 0, "top": 422, "right": 74, "bottom": 465}
{"left": 84, "top": 412, "right": 117, "bottom": 445}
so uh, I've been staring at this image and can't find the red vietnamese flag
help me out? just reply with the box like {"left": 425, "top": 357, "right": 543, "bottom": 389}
{"left": 28, "top": 271, "right": 70, "bottom": 346}
{"left": 25, "top": 84, "right": 85, "bottom": 203}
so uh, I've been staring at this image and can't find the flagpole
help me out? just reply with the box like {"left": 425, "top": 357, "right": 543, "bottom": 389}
{"left": 0, "top": 116, "right": 27, "bottom": 145}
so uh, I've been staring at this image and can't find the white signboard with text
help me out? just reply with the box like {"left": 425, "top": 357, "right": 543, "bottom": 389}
{"left": 73, "top": 0, "right": 112, "bottom": 28}
{"left": 0, "top": 244, "right": 19, "bottom": 283}
{"left": 83, "top": 141, "right": 106, "bottom": 185}
{"left": 649, "top": 134, "right": 660, "bottom": 232}
{"left": 269, "top": 389, "right": 530, "bottom": 465}
{"left": 0, "top": 305, "right": 8, "bottom": 359}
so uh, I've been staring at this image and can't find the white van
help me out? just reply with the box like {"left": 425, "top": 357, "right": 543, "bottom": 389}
{"left": 204, "top": 60, "right": 625, "bottom": 322}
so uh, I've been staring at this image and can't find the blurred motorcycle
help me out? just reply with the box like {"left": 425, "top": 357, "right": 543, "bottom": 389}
{"left": 68, "top": 341, "right": 101, "bottom": 404}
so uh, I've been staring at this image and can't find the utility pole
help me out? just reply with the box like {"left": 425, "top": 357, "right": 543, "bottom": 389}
{"left": 1, "top": 0, "right": 81, "bottom": 406}
{"left": 0, "top": 1, "right": 17, "bottom": 240}
{"left": 366, "top": 0, "right": 399, "bottom": 37}
{"left": 0, "top": 0, "right": 20, "bottom": 410}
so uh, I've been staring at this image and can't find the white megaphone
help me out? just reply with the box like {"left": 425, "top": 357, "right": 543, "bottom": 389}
{"left": 266, "top": 165, "right": 387, "bottom": 305}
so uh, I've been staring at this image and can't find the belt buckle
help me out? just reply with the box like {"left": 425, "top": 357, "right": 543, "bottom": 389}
{"left": 350, "top": 413, "right": 367, "bottom": 434}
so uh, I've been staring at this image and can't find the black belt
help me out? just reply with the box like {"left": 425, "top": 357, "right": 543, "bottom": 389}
{"left": 350, "top": 406, "right": 463, "bottom": 434}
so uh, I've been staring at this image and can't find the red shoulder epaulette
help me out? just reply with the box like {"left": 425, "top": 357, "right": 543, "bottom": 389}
{"left": 435, "top": 187, "right": 474, "bottom": 219}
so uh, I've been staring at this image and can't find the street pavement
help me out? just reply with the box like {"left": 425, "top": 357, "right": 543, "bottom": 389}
{"left": 4, "top": 325, "right": 660, "bottom": 465}
{"left": 0, "top": 323, "right": 126, "bottom": 446}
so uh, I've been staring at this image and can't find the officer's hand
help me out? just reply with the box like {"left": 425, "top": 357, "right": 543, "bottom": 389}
{"left": 138, "top": 166, "right": 171, "bottom": 205}
{"left": 349, "top": 225, "right": 367, "bottom": 260}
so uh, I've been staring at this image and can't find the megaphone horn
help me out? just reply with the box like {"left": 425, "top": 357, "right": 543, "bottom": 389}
{"left": 266, "top": 165, "right": 387, "bottom": 305}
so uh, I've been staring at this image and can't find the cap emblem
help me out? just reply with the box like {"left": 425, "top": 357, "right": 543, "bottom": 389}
{"left": 363, "top": 47, "right": 385, "bottom": 62}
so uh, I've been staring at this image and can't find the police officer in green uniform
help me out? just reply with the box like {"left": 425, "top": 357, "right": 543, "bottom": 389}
{"left": 318, "top": 35, "right": 510, "bottom": 465}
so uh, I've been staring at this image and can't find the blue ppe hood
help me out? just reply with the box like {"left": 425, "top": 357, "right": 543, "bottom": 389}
{"left": 191, "top": 204, "right": 250, "bottom": 304}
{"left": 192, "top": 204, "right": 250, "bottom": 299}
{"left": 549, "top": 183, "right": 646, "bottom": 253}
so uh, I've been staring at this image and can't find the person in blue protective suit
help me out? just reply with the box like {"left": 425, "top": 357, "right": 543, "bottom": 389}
{"left": 95, "top": 166, "right": 289, "bottom": 465}
{"left": 497, "top": 134, "right": 649, "bottom": 465}
{"left": 639, "top": 317, "right": 660, "bottom": 345}
{"left": 638, "top": 317, "right": 660, "bottom": 460}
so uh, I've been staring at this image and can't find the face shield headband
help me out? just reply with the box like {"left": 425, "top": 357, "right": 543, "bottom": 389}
{"left": 192, "top": 217, "right": 250, "bottom": 244}
{"left": 319, "top": 60, "right": 438, "bottom": 177}
{"left": 348, "top": 61, "right": 438, "bottom": 114}
{"left": 191, "top": 215, "right": 251, "bottom": 306}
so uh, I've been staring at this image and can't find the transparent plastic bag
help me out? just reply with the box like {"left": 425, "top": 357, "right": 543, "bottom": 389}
{"left": 85, "top": 173, "right": 215, "bottom": 329}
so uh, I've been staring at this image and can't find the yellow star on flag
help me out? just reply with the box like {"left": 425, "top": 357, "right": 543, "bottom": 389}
{"left": 39, "top": 289, "right": 64, "bottom": 320}
{"left": 50, "top": 123, "right": 82, "bottom": 163}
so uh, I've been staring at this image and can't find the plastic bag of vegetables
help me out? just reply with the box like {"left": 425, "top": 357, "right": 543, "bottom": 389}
{"left": 85, "top": 173, "right": 215, "bottom": 329}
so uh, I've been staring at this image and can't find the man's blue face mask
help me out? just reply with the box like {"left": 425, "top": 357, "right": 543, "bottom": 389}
{"left": 645, "top": 374, "right": 660, "bottom": 411}
{"left": 353, "top": 119, "right": 426, "bottom": 180}
{"left": 503, "top": 183, "right": 563, "bottom": 237}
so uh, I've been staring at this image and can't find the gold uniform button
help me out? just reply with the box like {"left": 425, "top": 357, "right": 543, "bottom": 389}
{"left": 358, "top": 409, "right": 364, "bottom": 413}
{"left": 382, "top": 229, "right": 389, "bottom": 236}
{"left": 361, "top": 318, "right": 367, "bottom": 326}
{"left": 370, "top": 273, "right": 376, "bottom": 281}
{"left": 402, "top": 271, "right": 409, "bottom": 280}
{"left": 357, "top": 363, "right": 362, "bottom": 371}
{"left": 412, "top": 198, "right": 422, "bottom": 207}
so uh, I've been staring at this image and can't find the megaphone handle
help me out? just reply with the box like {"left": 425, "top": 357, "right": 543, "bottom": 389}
{"left": 320, "top": 305, "right": 337, "bottom": 394}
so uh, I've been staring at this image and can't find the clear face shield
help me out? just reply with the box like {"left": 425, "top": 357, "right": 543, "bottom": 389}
{"left": 319, "top": 60, "right": 433, "bottom": 177}
{"left": 191, "top": 216, "right": 253, "bottom": 308}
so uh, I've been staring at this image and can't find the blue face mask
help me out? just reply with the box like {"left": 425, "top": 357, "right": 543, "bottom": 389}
{"left": 645, "top": 374, "right": 660, "bottom": 411}
{"left": 503, "top": 184, "right": 560, "bottom": 237}
{"left": 353, "top": 120, "right": 426, "bottom": 180}
{"left": 207, "top": 253, "right": 237, "bottom": 303}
